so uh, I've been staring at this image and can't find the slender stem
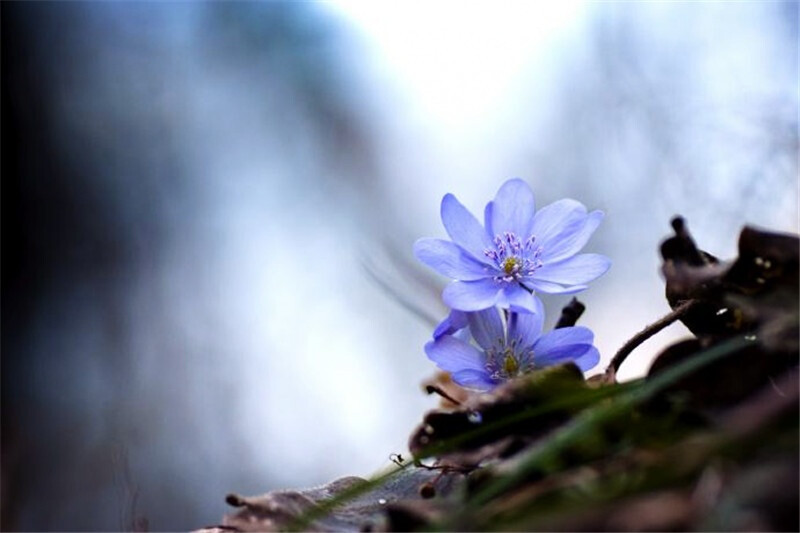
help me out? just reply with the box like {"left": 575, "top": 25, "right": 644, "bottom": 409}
{"left": 606, "top": 299, "right": 697, "bottom": 376}
{"left": 425, "top": 384, "right": 463, "bottom": 406}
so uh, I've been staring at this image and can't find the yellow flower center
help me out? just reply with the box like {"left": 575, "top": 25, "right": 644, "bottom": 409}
{"left": 502, "top": 256, "right": 521, "bottom": 275}
{"left": 487, "top": 343, "right": 533, "bottom": 381}
{"left": 502, "top": 352, "right": 519, "bottom": 376}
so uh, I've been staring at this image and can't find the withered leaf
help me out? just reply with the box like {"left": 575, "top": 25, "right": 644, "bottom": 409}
{"left": 199, "top": 467, "right": 463, "bottom": 533}
{"left": 409, "top": 364, "right": 587, "bottom": 468}
{"left": 660, "top": 217, "right": 799, "bottom": 344}
{"left": 653, "top": 218, "right": 798, "bottom": 410}
{"left": 648, "top": 339, "right": 796, "bottom": 412}
{"left": 660, "top": 217, "right": 749, "bottom": 339}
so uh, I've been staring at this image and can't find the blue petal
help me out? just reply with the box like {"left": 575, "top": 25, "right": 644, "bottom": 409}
{"left": 529, "top": 199, "right": 587, "bottom": 248}
{"left": 451, "top": 369, "right": 496, "bottom": 391}
{"left": 534, "top": 326, "right": 594, "bottom": 352}
{"left": 433, "top": 310, "right": 469, "bottom": 340}
{"left": 533, "top": 326, "right": 595, "bottom": 367}
{"left": 414, "top": 238, "right": 493, "bottom": 280}
{"left": 467, "top": 308, "right": 505, "bottom": 351}
{"left": 484, "top": 201, "right": 494, "bottom": 235}
{"left": 441, "top": 193, "right": 494, "bottom": 261}
{"left": 527, "top": 278, "right": 588, "bottom": 294}
{"left": 424, "top": 337, "right": 485, "bottom": 373}
{"left": 488, "top": 178, "right": 535, "bottom": 239}
{"left": 535, "top": 343, "right": 594, "bottom": 368}
{"left": 497, "top": 284, "right": 541, "bottom": 314}
{"left": 541, "top": 210, "right": 604, "bottom": 264}
{"left": 535, "top": 254, "right": 611, "bottom": 286}
{"left": 507, "top": 309, "right": 544, "bottom": 349}
{"left": 573, "top": 346, "right": 600, "bottom": 372}
{"left": 442, "top": 279, "right": 502, "bottom": 311}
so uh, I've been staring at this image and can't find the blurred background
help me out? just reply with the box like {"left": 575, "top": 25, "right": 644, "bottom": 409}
{"left": 2, "top": 1, "right": 796, "bottom": 530}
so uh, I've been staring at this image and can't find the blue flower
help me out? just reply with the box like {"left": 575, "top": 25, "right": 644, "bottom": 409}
{"left": 425, "top": 308, "right": 600, "bottom": 391}
{"left": 414, "top": 178, "right": 610, "bottom": 313}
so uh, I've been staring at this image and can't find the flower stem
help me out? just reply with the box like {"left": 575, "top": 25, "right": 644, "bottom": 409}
{"left": 605, "top": 299, "right": 697, "bottom": 377}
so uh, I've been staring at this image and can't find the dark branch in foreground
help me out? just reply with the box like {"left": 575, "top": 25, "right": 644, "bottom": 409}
{"left": 606, "top": 299, "right": 697, "bottom": 376}
{"left": 425, "top": 384, "right": 463, "bottom": 406}
{"left": 555, "top": 298, "right": 586, "bottom": 329}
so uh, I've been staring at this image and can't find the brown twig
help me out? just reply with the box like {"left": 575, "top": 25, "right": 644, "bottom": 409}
{"left": 555, "top": 298, "right": 586, "bottom": 329}
{"left": 605, "top": 299, "right": 697, "bottom": 377}
{"left": 425, "top": 384, "right": 464, "bottom": 406}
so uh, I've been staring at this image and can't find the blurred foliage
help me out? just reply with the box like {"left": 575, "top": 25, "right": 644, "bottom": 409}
{"left": 199, "top": 220, "right": 798, "bottom": 532}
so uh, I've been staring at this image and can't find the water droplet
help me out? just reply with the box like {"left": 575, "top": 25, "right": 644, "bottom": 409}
{"left": 419, "top": 435, "right": 430, "bottom": 445}
{"left": 423, "top": 424, "right": 435, "bottom": 435}
{"left": 716, "top": 308, "right": 728, "bottom": 316}
{"left": 745, "top": 334, "right": 757, "bottom": 341}
{"left": 467, "top": 411, "right": 483, "bottom": 424}
{"left": 756, "top": 277, "right": 766, "bottom": 284}
{"left": 378, "top": 498, "right": 387, "bottom": 505}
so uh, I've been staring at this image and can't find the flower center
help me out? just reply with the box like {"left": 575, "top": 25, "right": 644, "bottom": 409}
{"left": 483, "top": 232, "right": 544, "bottom": 283}
{"left": 502, "top": 257, "right": 521, "bottom": 275}
{"left": 486, "top": 342, "right": 533, "bottom": 381}
{"left": 502, "top": 352, "right": 519, "bottom": 376}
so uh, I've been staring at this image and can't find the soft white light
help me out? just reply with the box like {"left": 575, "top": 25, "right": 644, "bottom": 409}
{"left": 327, "top": 1, "right": 585, "bottom": 133}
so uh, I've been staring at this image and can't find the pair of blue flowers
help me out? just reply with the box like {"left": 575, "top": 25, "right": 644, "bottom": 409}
{"left": 414, "top": 179, "right": 610, "bottom": 391}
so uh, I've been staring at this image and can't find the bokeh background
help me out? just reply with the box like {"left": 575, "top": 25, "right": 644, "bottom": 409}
{"left": 2, "top": 1, "right": 797, "bottom": 530}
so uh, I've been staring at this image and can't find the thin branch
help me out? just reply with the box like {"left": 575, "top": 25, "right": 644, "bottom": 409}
{"left": 605, "top": 299, "right": 697, "bottom": 376}
{"left": 425, "top": 384, "right": 463, "bottom": 406}
{"left": 555, "top": 298, "right": 585, "bottom": 329}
